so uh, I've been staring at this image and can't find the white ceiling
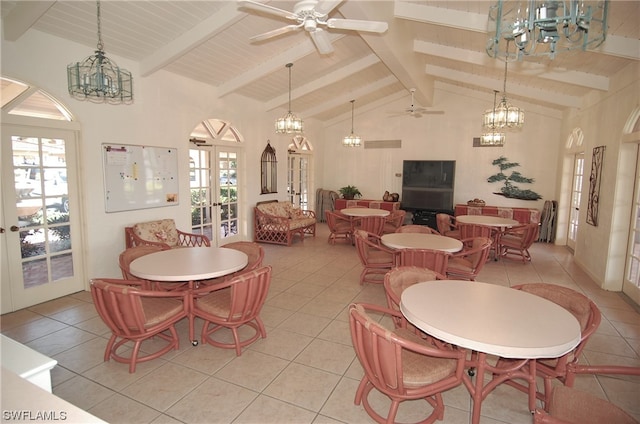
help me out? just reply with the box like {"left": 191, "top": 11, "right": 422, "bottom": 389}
{"left": 2, "top": 0, "right": 639, "bottom": 123}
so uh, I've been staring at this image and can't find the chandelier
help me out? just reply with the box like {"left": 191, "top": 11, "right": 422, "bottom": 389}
{"left": 275, "top": 63, "right": 304, "bottom": 134}
{"left": 487, "top": 0, "right": 609, "bottom": 60}
{"left": 67, "top": 0, "right": 133, "bottom": 104}
{"left": 481, "top": 90, "right": 506, "bottom": 146}
{"left": 483, "top": 56, "right": 524, "bottom": 130}
{"left": 343, "top": 100, "right": 362, "bottom": 147}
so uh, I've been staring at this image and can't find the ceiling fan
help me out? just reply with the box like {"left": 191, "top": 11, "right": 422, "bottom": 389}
{"left": 388, "top": 88, "right": 445, "bottom": 118}
{"left": 237, "top": 0, "right": 388, "bottom": 55}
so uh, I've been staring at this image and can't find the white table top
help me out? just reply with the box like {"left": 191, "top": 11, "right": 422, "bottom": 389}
{"left": 381, "top": 233, "right": 463, "bottom": 252}
{"left": 400, "top": 280, "right": 581, "bottom": 359}
{"left": 456, "top": 215, "right": 519, "bottom": 228}
{"left": 341, "top": 208, "right": 390, "bottom": 217}
{"left": 129, "top": 247, "right": 248, "bottom": 282}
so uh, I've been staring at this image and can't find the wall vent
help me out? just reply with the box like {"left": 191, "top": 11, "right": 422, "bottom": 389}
{"left": 364, "top": 139, "right": 402, "bottom": 149}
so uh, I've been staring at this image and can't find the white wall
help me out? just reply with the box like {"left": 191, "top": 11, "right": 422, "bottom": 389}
{"left": 321, "top": 83, "right": 564, "bottom": 211}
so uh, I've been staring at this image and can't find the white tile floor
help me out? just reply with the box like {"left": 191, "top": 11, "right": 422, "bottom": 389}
{"left": 2, "top": 223, "right": 639, "bottom": 423}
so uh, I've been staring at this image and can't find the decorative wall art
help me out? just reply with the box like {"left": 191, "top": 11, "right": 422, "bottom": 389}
{"left": 487, "top": 156, "right": 541, "bottom": 200}
{"left": 586, "top": 146, "right": 605, "bottom": 226}
{"left": 261, "top": 141, "right": 277, "bottom": 194}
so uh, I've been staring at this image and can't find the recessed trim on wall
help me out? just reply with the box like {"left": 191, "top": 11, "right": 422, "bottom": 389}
{"left": 364, "top": 139, "right": 401, "bottom": 149}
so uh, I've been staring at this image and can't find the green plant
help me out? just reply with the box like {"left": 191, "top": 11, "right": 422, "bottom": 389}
{"left": 487, "top": 156, "right": 542, "bottom": 200}
{"left": 339, "top": 185, "right": 362, "bottom": 199}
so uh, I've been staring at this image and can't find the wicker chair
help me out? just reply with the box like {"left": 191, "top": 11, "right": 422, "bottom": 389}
{"left": 349, "top": 302, "right": 466, "bottom": 424}
{"left": 354, "top": 229, "right": 397, "bottom": 285}
{"left": 446, "top": 237, "right": 493, "bottom": 281}
{"left": 125, "top": 219, "right": 210, "bottom": 249}
{"left": 436, "top": 213, "right": 460, "bottom": 238}
{"left": 396, "top": 224, "right": 440, "bottom": 234}
{"left": 325, "top": 210, "right": 352, "bottom": 244}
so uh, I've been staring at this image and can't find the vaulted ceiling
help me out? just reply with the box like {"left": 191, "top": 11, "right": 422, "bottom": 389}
{"left": 2, "top": 1, "right": 638, "bottom": 124}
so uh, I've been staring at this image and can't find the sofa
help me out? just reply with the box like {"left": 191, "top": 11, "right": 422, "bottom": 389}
{"left": 254, "top": 200, "right": 316, "bottom": 246}
{"left": 125, "top": 219, "right": 210, "bottom": 249}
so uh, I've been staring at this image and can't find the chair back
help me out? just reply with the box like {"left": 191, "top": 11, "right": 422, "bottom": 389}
{"left": 383, "top": 210, "right": 406, "bottom": 234}
{"left": 384, "top": 267, "right": 446, "bottom": 327}
{"left": 355, "top": 216, "right": 386, "bottom": 236}
{"left": 511, "top": 223, "right": 540, "bottom": 248}
{"left": 458, "top": 223, "right": 493, "bottom": 239}
{"left": 119, "top": 245, "right": 167, "bottom": 281}
{"left": 222, "top": 241, "right": 264, "bottom": 272}
{"left": 397, "top": 248, "right": 450, "bottom": 274}
{"left": 395, "top": 224, "right": 439, "bottom": 234}
{"left": 446, "top": 237, "right": 492, "bottom": 280}
{"left": 436, "top": 214, "right": 455, "bottom": 235}
{"left": 325, "top": 210, "right": 352, "bottom": 244}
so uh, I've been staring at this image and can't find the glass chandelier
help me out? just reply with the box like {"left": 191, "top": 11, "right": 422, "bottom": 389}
{"left": 486, "top": 0, "right": 609, "bottom": 61}
{"left": 483, "top": 57, "right": 524, "bottom": 130}
{"left": 275, "top": 63, "right": 304, "bottom": 134}
{"left": 343, "top": 100, "right": 362, "bottom": 147}
{"left": 67, "top": 0, "right": 133, "bottom": 104}
{"left": 481, "top": 90, "right": 506, "bottom": 146}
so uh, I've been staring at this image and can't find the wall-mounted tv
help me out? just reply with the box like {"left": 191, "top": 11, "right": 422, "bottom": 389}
{"left": 401, "top": 160, "right": 455, "bottom": 211}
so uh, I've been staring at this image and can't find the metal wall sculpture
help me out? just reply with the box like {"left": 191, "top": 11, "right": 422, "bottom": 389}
{"left": 587, "top": 146, "right": 605, "bottom": 226}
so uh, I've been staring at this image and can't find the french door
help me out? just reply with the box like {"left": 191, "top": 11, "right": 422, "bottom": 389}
{"left": 1, "top": 125, "right": 83, "bottom": 313}
{"left": 624, "top": 147, "right": 640, "bottom": 304}
{"left": 567, "top": 153, "right": 584, "bottom": 251}
{"left": 287, "top": 152, "right": 312, "bottom": 210}
{"left": 189, "top": 146, "right": 242, "bottom": 246}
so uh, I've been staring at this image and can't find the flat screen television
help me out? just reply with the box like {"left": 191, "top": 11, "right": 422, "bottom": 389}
{"left": 401, "top": 160, "right": 455, "bottom": 211}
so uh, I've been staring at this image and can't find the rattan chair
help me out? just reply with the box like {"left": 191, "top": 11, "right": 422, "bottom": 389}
{"left": 354, "top": 229, "right": 397, "bottom": 285}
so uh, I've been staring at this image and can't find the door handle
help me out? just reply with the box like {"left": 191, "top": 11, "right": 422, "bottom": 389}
{"left": 10, "top": 225, "right": 21, "bottom": 232}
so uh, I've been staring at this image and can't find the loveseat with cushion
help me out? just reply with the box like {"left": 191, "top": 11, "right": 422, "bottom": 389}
{"left": 254, "top": 200, "right": 316, "bottom": 246}
{"left": 125, "top": 219, "right": 210, "bottom": 249}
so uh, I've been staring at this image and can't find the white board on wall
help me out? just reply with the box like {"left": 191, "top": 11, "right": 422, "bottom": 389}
{"left": 102, "top": 143, "right": 179, "bottom": 213}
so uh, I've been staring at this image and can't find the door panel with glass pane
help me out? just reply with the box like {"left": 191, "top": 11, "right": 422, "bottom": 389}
{"left": 568, "top": 153, "right": 584, "bottom": 251}
{"left": 624, "top": 148, "right": 640, "bottom": 304}
{"left": 190, "top": 146, "right": 241, "bottom": 246}
{"left": 1, "top": 126, "right": 82, "bottom": 312}
{"left": 287, "top": 153, "right": 311, "bottom": 210}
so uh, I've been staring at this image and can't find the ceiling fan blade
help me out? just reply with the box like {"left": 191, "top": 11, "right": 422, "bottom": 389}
{"left": 249, "top": 25, "right": 301, "bottom": 42}
{"left": 237, "top": 0, "right": 298, "bottom": 20}
{"left": 326, "top": 18, "right": 388, "bottom": 33}
{"left": 314, "top": 0, "right": 343, "bottom": 15}
{"left": 309, "top": 28, "right": 334, "bottom": 54}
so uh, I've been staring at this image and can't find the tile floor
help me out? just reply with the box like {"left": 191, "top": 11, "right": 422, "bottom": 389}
{"left": 2, "top": 223, "right": 639, "bottom": 424}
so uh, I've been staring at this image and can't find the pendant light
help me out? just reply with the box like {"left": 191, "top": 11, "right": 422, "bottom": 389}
{"left": 481, "top": 90, "right": 506, "bottom": 146}
{"left": 275, "top": 63, "right": 304, "bottom": 134}
{"left": 483, "top": 43, "right": 524, "bottom": 131}
{"left": 343, "top": 99, "right": 362, "bottom": 147}
{"left": 67, "top": 0, "right": 133, "bottom": 104}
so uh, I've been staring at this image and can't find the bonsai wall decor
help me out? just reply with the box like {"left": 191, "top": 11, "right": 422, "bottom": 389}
{"left": 487, "top": 156, "right": 541, "bottom": 200}
{"left": 586, "top": 146, "right": 605, "bottom": 226}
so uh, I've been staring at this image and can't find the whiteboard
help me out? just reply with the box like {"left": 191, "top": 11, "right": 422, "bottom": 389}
{"left": 102, "top": 143, "right": 179, "bottom": 213}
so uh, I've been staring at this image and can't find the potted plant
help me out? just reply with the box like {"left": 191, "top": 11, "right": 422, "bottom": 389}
{"left": 339, "top": 185, "right": 362, "bottom": 200}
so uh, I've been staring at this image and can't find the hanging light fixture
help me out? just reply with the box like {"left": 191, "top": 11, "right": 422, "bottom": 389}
{"left": 483, "top": 55, "right": 524, "bottom": 130}
{"left": 275, "top": 63, "right": 304, "bottom": 134}
{"left": 481, "top": 90, "right": 506, "bottom": 146}
{"left": 67, "top": 0, "right": 133, "bottom": 104}
{"left": 486, "top": 0, "right": 609, "bottom": 61}
{"left": 343, "top": 99, "right": 362, "bottom": 147}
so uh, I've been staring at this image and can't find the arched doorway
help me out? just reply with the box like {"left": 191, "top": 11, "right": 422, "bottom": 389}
{"left": 1, "top": 77, "right": 84, "bottom": 313}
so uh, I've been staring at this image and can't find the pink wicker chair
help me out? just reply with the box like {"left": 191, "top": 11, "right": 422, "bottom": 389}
{"left": 499, "top": 223, "right": 539, "bottom": 262}
{"left": 349, "top": 302, "right": 466, "bottom": 424}
{"left": 496, "top": 283, "right": 601, "bottom": 409}
{"left": 446, "top": 237, "right": 493, "bottom": 281}
{"left": 325, "top": 210, "right": 352, "bottom": 244}
{"left": 354, "top": 215, "right": 387, "bottom": 236}
{"left": 383, "top": 210, "right": 407, "bottom": 234}
{"left": 118, "top": 245, "right": 166, "bottom": 290}
{"left": 354, "top": 229, "right": 397, "bottom": 285}
{"left": 396, "top": 224, "right": 440, "bottom": 234}
{"left": 90, "top": 278, "right": 189, "bottom": 373}
{"left": 436, "top": 213, "right": 460, "bottom": 238}
{"left": 222, "top": 241, "right": 264, "bottom": 273}
{"left": 125, "top": 219, "right": 210, "bottom": 249}
{"left": 191, "top": 266, "right": 271, "bottom": 355}
{"left": 397, "top": 248, "right": 450, "bottom": 275}
{"left": 383, "top": 266, "right": 446, "bottom": 329}
{"left": 533, "top": 386, "right": 638, "bottom": 424}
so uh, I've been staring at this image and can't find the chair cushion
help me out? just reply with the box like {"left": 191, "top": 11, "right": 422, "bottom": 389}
{"left": 197, "top": 288, "right": 232, "bottom": 317}
{"left": 140, "top": 297, "right": 184, "bottom": 327}
{"left": 257, "top": 202, "right": 290, "bottom": 218}
{"left": 290, "top": 217, "right": 316, "bottom": 230}
{"left": 133, "top": 219, "right": 179, "bottom": 247}
{"left": 395, "top": 328, "right": 458, "bottom": 387}
{"left": 448, "top": 257, "right": 473, "bottom": 272}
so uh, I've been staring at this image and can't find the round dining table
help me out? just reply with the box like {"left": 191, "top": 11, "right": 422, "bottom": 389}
{"left": 400, "top": 280, "right": 581, "bottom": 424}
{"left": 340, "top": 207, "right": 390, "bottom": 217}
{"left": 456, "top": 214, "right": 519, "bottom": 228}
{"left": 381, "top": 232, "right": 463, "bottom": 252}
{"left": 129, "top": 247, "right": 248, "bottom": 344}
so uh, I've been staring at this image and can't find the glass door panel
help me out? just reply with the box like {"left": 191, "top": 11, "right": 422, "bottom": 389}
{"left": 568, "top": 153, "right": 584, "bottom": 251}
